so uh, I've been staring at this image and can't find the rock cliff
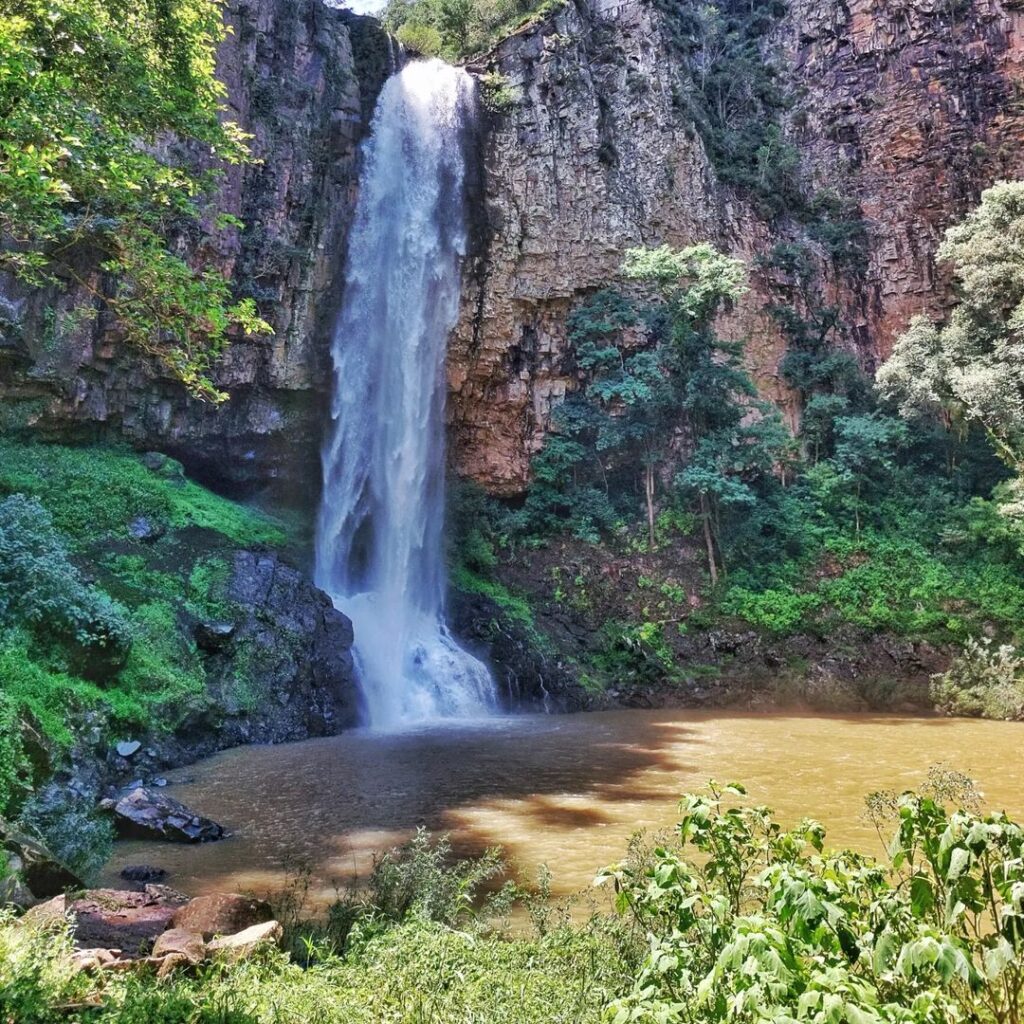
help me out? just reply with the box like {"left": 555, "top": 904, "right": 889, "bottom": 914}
{"left": 3, "top": 0, "right": 1024, "bottom": 503}
{"left": 450, "top": 0, "right": 1024, "bottom": 495}
{"left": 0, "top": 0, "right": 393, "bottom": 499}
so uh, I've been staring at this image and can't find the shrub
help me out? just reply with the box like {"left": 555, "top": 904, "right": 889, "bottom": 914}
{"left": 16, "top": 791, "right": 114, "bottom": 882}
{"left": 932, "top": 636, "right": 1024, "bottom": 720}
{"left": 0, "top": 494, "right": 131, "bottom": 675}
{"left": 602, "top": 780, "right": 1024, "bottom": 1024}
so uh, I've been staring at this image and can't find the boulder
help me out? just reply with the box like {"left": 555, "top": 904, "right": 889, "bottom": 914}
{"left": 0, "top": 819, "right": 82, "bottom": 898}
{"left": 195, "top": 620, "right": 236, "bottom": 652}
{"left": 128, "top": 516, "right": 165, "bottom": 542}
{"left": 120, "top": 864, "right": 167, "bottom": 885}
{"left": 171, "top": 893, "right": 273, "bottom": 940}
{"left": 0, "top": 872, "right": 35, "bottom": 910}
{"left": 152, "top": 927, "right": 206, "bottom": 963}
{"left": 208, "top": 920, "right": 283, "bottom": 961}
{"left": 70, "top": 947, "right": 126, "bottom": 974}
{"left": 112, "top": 788, "right": 225, "bottom": 843}
{"left": 24, "top": 886, "right": 189, "bottom": 957}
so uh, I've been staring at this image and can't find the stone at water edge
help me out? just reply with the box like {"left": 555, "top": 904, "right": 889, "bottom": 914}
{"left": 170, "top": 892, "right": 273, "bottom": 941}
{"left": 120, "top": 864, "right": 168, "bottom": 885}
{"left": 208, "top": 920, "right": 283, "bottom": 962}
{"left": 22, "top": 886, "right": 189, "bottom": 958}
{"left": 0, "top": 818, "right": 82, "bottom": 899}
{"left": 152, "top": 927, "right": 206, "bottom": 963}
{"left": 111, "top": 787, "right": 226, "bottom": 843}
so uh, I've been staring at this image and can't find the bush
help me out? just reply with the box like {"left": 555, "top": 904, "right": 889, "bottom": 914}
{"left": 16, "top": 791, "right": 113, "bottom": 882}
{"left": 0, "top": 441, "right": 286, "bottom": 547}
{"left": 602, "top": 780, "right": 1024, "bottom": 1024}
{"left": 932, "top": 636, "right": 1024, "bottom": 720}
{"left": 0, "top": 494, "right": 131, "bottom": 676}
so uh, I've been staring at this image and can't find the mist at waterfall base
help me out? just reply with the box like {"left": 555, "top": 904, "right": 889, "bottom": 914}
{"left": 315, "top": 61, "right": 497, "bottom": 730}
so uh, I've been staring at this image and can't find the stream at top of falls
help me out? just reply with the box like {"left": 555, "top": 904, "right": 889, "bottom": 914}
{"left": 102, "top": 710, "right": 1024, "bottom": 908}
{"left": 314, "top": 58, "right": 496, "bottom": 729}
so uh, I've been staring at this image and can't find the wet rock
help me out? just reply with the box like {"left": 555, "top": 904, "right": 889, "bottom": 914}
{"left": 0, "top": 819, "right": 82, "bottom": 899}
{"left": 171, "top": 893, "right": 273, "bottom": 941}
{"left": 0, "top": 872, "right": 35, "bottom": 910}
{"left": 120, "top": 865, "right": 167, "bottom": 885}
{"left": 111, "top": 788, "right": 226, "bottom": 844}
{"left": 208, "top": 920, "right": 283, "bottom": 961}
{"left": 194, "top": 620, "right": 236, "bottom": 652}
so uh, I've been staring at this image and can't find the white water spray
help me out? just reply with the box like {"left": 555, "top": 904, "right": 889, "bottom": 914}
{"left": 315, "top": 60, "right": 497, "bottom": 730}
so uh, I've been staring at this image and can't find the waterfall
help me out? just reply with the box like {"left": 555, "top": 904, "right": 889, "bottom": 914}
{"left": 315, "top": 60, "right": 497, "bottom": 730}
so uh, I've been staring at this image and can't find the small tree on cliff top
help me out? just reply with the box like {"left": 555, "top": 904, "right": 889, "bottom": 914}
{"left": 0, "top": 0, "right": 269, "bottom": 399}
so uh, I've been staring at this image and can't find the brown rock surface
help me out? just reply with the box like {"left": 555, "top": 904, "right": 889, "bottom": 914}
{"left": 24, "top": 887, "right": 190, "bottom": 957}
{"left": 450, "top": 0, "right": 1024, "bottom": 495}
{"left": 171, "top": 892, "right": 274, "bottom": 941}
{"left": 207, "top": 920, "right": 284, "bottom": 961}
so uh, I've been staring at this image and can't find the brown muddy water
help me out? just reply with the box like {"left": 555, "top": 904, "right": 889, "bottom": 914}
{"left": 102, "top": 710, "right": 1024, "bottom": 905}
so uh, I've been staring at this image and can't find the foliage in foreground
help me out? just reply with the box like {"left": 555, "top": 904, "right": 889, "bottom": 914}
{"left": 3, "top": 780, "right": 1024, "bottom": 1023}
{"left": 604, "top": 778, "right": 1024, "bottom": 1024}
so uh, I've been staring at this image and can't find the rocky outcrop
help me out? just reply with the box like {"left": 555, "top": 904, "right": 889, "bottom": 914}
{"left": 450, "top": 0, "right": 1024, "bottom": 495}
{"left": 21, "top": 887, "right": 282, "bottom": 969}
{"left": 0, "top": 0, "right": 394, "bottom": 501}
{"left": 108, "top": 788, "right": 226, "bottom": 844}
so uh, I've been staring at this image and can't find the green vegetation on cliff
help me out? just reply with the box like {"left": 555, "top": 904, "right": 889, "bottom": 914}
{"left": 0, "top": 0, "right": 268, "bottom": 398}
{"left": 0, "top": 441, "right": 290, "bottom": 861}
{"left": 459, "top": 189, "right": 1024, "bottom": 714}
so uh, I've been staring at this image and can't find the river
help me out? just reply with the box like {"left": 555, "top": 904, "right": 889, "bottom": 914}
{"left": 101, "top": 710, "right": 1024, "bottom": 905}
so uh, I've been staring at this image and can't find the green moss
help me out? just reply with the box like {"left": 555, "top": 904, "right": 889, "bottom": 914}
{"left": 451, "top": 565, "right": 551, "bottom": 653}
{"left": 0, "top": 440, "right": 287, "bottom": 548}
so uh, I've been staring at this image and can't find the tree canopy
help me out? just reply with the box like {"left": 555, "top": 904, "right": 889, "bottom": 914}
{"left": 0, "top": 0, "right": 268, "bottom": 399}
{"left": 877, "top": 181, "right": 1024, "bottom": 473}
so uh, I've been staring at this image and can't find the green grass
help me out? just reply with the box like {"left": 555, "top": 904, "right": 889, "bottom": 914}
{"left": 719, "top": 532, "right": 1024, "bottom": 643}
{"left": 451, "top": 565, "right": 552, "bottom": 653}
{"left": 0, "top": 914, "right": 630, "bottom": 1024}
{"left": 0, "top": 441, "right": 304, "bottom": 822}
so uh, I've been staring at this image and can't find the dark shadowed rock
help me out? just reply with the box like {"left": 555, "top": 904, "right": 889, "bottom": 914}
{"left": 195, "top": 620, "right": 236, "bottom": 651}
{"left": 112, "top": 788, "right": 225, "bottom": 843}
{"left": 0, "top": 818, "right": 82, "bottom": 899}
{"left": 129, "top": 516, "right": 165, "bottom": 542}
{"left": 120, "top": 865, "right": 167, "bottom": 885}
{"left": 171, "top": 893, "right": 274, "bottom": 941}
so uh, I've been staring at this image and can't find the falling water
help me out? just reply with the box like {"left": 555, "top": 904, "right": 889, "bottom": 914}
{"left": 315, "top": 60, "right": 497, "bottom": 729}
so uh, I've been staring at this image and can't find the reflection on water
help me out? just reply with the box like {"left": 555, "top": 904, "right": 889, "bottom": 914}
{"left": 102, "top": 711, "right": 1024, "bottom": 903}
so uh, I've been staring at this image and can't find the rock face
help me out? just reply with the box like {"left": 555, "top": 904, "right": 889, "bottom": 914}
{"left": 450, "top": 0, "right": 1024, "bottom": 494}
{"left": 4, "top": 0, "right": 1024, "bottom": 504}
{"left": 25, "top": 887, "right": 190, "bottom": 957}
{"left": 0, "top": 0, "right": 394, "bottom": 501}
{"left": 170, "top": 892, "right": 274, "bottom": 940}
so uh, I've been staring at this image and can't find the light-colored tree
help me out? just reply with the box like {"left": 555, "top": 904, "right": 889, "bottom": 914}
{"left": 877, "top": 181, "right": 1024, "bottom": 473}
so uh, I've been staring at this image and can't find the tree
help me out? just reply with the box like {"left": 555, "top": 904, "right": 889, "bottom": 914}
{"left": 624, "top": 243, "right": 791, "bottom": 583}
{"left": 0, "top": 0, "right": 269, "bottom": 399}
{"left": 878, "top": 181, "right": 1024, "bottom": 474}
